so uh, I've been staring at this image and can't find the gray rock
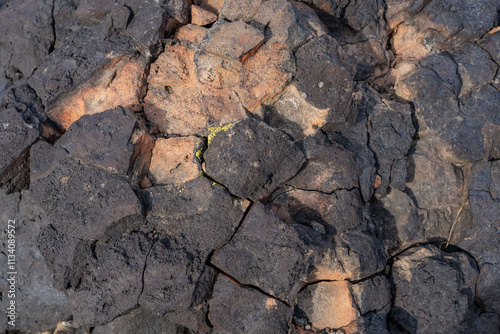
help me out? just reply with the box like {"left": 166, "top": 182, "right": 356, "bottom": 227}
{"left": 204, "top": 118, "right": 305, "bottom": 200}
{"left": 390, "top": 245, "right": 478, "bottom": 334}
{"left": 221, "top": 0, "right": 261, "bottom": 22}
{"left": 0, "top": 108, "right": 38, "bottom": 175}
{"left": 294, "top": 35, "right": 357, "bottom": 132}
{"left": 0, "top": 191, "right": 71, "bottom": 332}
{"left": 56, "top": 107, "right": 137, "bottom": 174}
{"left": 0, "top": 0, "right": 54, "bottom": 79}
{"left": 287, "top": 133, "right": 359, "bottom": 193}
{"left": 361, "top": 85, "right": 415, "bottom": 197}
{"left": 458, "top": 161, "right": 500, "bottom": 314}
{"left": 208, "top": 275, "right": 292, "bottom": 334}
{"left": 480, "top": 30, "right": 500, "bottom": 64}
{"left": 92, "top": 307, "right": 186, "bottom": 334}
{"left": 0, "top": 84, "right": 46, "bottom": 130}
{"left": 68, "top": 232, "right": 152, "bottom": 327}
{"left": 351, "top": 276, "right": 392, "bottom": 316}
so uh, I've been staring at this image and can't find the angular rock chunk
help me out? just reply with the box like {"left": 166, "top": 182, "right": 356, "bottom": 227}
{"left": 0, "top": 0, "right": 54, "bottom": 79}
{"left": 297, "top": 281, "right": 358, "bottom": 330}
{"left": 361, "top": 85, "right": 415, "bottom": 197}
{"left": 31, "top": 140, "right": 142, "bottom": 288}
{"left": 47, "top": 53, "right": 146, "bottom": 130}
{"left": 271, "top": 188, "right": 364, "bottom": 236}
{"left": 221, "top": 0, "right": 261, "bottom": 22}
{"left": 458, "top": 161, "right": 500, "bottom": 314}
{"left": 0, "top": 109, "right": 39, "bottom": 176}
{"left": 480, "top": 30, "right": 500, "bottom": 64}
{"left": 0, "top": 84, "right": 46, "bottom": 130}
{"left": 191, "top": 4, "right": 217, "bottom": 26}
{"left": 175, "top": 24, "right": 209, "bottom": 43}
{"left": 68, "top": 232, "right": 152, "bottom": 327}
{"left": 211, "top": 203, "right": 318, "bottom": 302}
{"left": 56, "top": 107, "right": 137, "bottom": 174}
{"left": 388, "top": 0, "right": 499, "bottom": 59}
{"left": 0, "top": 192, "right": 71, "bottom": 332}
{"left": 142, "top": 178, "right": 248, "bottom": 317}
{"left": 288, "top": 133, "right": 359, "bottom": 192}
{"left": 92, "top": 307, "right": 187, "bottom": 334}
{"left": 149, "top": 136, "right": 203, "bottom": 185}
{"left": 209, "top": 275, "right": 293, "bottom": 334}
{"left": 251, "top": 0, "right": 326, "bottom": 50}
{"left": 28, "top": 28, "right": 137, "bottom": 110}
{"left": 406, "top": 141, "right": 463, "bottom": 209}
{"left": 212, "top": 203, "right": 385, "bottom": 303}
{"left": 290, "top": 35, "right": 357, "bottom": 133}
{"left": 203, "top": 21, "right": 264, "bottom": 61}
{"left": 145, "top": 44, "right": 247, "bottom": 135}
{"left": 204, "top": 118, "right": 305, "bottom": 199}
{"left": 395, "top": 53, "right": 500, "bottom": 163}
{"left": 391, "top": 245, "right": 478, "bottom": 334}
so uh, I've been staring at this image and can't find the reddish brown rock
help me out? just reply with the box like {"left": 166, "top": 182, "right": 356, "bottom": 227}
{"left": 297, "top": 281, "right": 358, "bottom": 330}
{"left": 48, "top": 54, "right": 146, "bottom": 130}
{"left": 175, "top": 24, "right": 208, "bottom": 43}
{"left": 197, "top": 0, "right": 224, "bottom": 15}
{"left": 203, "top": 21, "right": 264, "bottom": 61}
{"left": 149, "top": 136, "right": 203, "bottom": 185}
{"left": 191, "top": 4, "right": 217, "bottom": 26}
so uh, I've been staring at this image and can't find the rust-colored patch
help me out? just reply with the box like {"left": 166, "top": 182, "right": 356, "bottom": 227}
{"left": 265, "top": 297, "right": 277, "bottom": 310}
{"left": 373, "top": 174, "right": 382, "bottom": 189}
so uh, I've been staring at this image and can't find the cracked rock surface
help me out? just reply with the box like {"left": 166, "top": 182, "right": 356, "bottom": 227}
{"left": 0, "top": 0, "right": 500, "bottom": 333}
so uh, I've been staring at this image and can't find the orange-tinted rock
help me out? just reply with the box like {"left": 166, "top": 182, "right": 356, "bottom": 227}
{"left": 198, "top": 0, "right": 224, "bottom": 15}
{"left": 191, "top": 4, "right": 217, "bottom": 26}
{"left": 175, "top": 24, "right": 208, "bottom": 43}
{"left": 149, "top": 137, "right": 203, "bottom": 185}
{"left": 48, "top": 54, "right": 146, "bottom": 130}
{"left": 203, "top": 21, "right": 264, "bottom": 61}
{"left": 236, "top": 42, "right": 294, "bottom": 111}
{"left": 297, "top": 281, "right": 358, "bottom": 330}
{"left": 145, "top": 44, "right": 247, "bottom": 135}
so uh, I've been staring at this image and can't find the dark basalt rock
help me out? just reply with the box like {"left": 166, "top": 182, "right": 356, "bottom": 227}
{"left": 67, "top": 232, "right": 152, "bottom": 327}
{"left": 390, "top": 245, "right": 479, "bottom": 334}
{"left": 208, "top": 275, "right": 293, "bottom": 334}
{"left": 204, "top": 118, "right": 306, "bottom": 200}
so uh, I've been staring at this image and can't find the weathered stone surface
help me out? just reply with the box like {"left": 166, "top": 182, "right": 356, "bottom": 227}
{"left": 221, "top": 0, "right": 261, "bottom": 22}
{"left": 340, "top": 39, "right": 389, "bottom": 81}
{"left": 92, "top": 307, "right": 185, "bottom": 334}
{"left": 198, "top": 0, "right": 224, "bottom": 15}
{"left": 361, "top": 84, "right": 415, "bottom": 197}
{"left": 0, "top": 0, "right": 53, "bottom": 79}
{"left": 0, "top": 108, "right": 39, "bottom": 176}
{"left": 31, "top": 140, "right": 142, "bottom": 288}
{"left": 145, "top": 44, "right": 248, "bottom": 135}
{"left": 191, "top": 4, "right": 217, "bottom": 26}
{"left": 480, "top": 30, "right": 500, "bottom": 64}
{"left": 142, "top": 178, "right": 248, "bottom": 319}
{"left": 175, "top": 24, "right": 209, "bottom": 43}
{"left": 204, "top": 118, "right": 305, "bottom": 199}
{"left": 452, "top": 43, "right": 497, "bottom": 96}
{"left": 293, "top": 35, "right": 357, "bottom": 132}
{"left": 208, "top": 275, "right": 293, "bottom": 334}
{"left": 271, "top": 188, "right": 364, "bottom": 235}
{"left": 0, "top": 84, "right": 46, "bottom": 130}
{"left": 406, "top": 141, "right": 463, "bottom": 210}
{"left": 148, "top": 136, "right": 203, "bottom": 185}
{"left": 0, "top": 191, "right": 71, "bottom": 332}
{"left": 390, "top": 245, "right": 478, "bottom": 334}
{"left": 388, "top": 0, "right": 499, "bottom": 59}
{"left": 351, "top": 276, "right": 392, "bottom": 316}
{"left": 288, "top": 133, "right": 359, "bottom": 192}
{"left": 47, "top": 54, "right": 146, "bottom": 130}
{"left": 458, "top": 161, "right": 500, "bottom": 314}
{"left": 68, "top": 232, "right": 152, "bottom": 327}
{"left": 211, "top": 203, "right": 320, "bottom": 302}
{"left": 203, "top": 21, "right": 264, "bottom": 61}
{"left": 298, "top": 281, "right": 358, "bottom": 330}
{"left": 56, "top": 107, "right": 137, "bottom": 174}
{"left": 28, "top": 28, "right": 138, "bottom": 110}
{"left": 251, "top": 0, "right": 326, "bottom": 50}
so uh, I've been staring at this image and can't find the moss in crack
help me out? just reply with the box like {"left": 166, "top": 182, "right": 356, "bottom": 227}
{"left": 208, "top": 123, "right": 232, "bottom": 145}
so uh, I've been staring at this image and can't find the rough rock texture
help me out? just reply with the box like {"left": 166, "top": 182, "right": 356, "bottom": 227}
{"left": 390, "top": 245, "right": 479, "bottom": 334}
{"left": 1, "top": 0, "right": 500, "bottom": 333}
{"left": 204, "top": 118, "right": 305, "bottom": 199}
